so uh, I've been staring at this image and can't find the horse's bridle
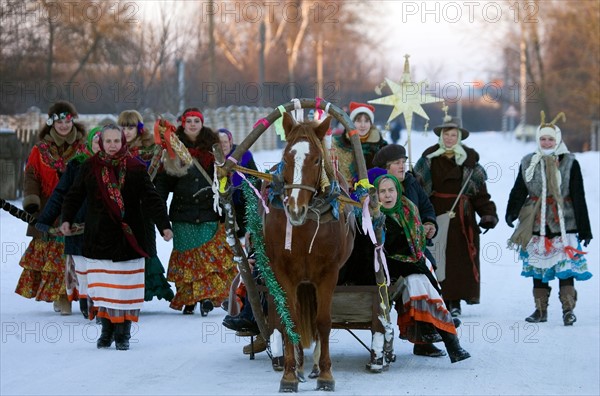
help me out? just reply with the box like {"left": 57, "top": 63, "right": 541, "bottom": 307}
{"left": 283, "top": 183, "right": 317, "bottom": 193}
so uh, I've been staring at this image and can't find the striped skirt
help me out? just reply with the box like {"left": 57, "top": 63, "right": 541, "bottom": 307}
{"left": 84, "top": 257, "right": 145, "bottom": 323}
{"left": 396, "top": 260, "right": 457, "bottom": 344}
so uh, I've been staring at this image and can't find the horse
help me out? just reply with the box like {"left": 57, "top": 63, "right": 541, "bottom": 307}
{"left": 264, "top": 112, "right": 355, "bottom": 392}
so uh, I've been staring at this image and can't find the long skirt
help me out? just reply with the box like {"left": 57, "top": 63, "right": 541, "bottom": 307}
{"left": 85, "top": 257, "right": 145, "bottom": 323}
{"left": 15, "top": 237, "right": 66, "bottom": 302}
{"left": 520, "top": 234, "right": 592, "bottom": 282}
{"left": 167, "top": 221, "right": 236, "bottom": 311}
{"left": 396, "top": 261, "right": 457, "bottom": 344}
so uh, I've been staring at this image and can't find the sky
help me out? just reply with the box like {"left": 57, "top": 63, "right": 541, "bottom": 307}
{"left": 1, "top": 129, "right": 599, "bottom": 395}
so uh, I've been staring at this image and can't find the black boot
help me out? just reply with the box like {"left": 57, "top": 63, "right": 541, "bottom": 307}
{"left": 446, "top": 300, "right": 461, "bottom": 317}
{"left": 79, "top": 298, "right": 88, "bottom": 319}
{"left": 439, "top": 330, "right": 470, "bottom": 363}
{"left": 114, "top": 320, "right": 132, "bottom": 351}
{"left": 97, "top": 318, "right": 114, "bottom": 349}
{"left": 182, "top": 303, "right": 196, "bottom": 315}
{"left": 200, "top": 299, "right": 214, "bottom": 317}
{"left": 525, "top": 287, "right": 550, "bottom": 323}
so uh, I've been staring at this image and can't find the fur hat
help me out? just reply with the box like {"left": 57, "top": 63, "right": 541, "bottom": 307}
{"left": 349, "top": 102, "right": 375, "bottom": 124}
{"left": 373, "top": 144, "right": 407, "bottom": 168}
{"left": 433, "top": 116, "right": 470, "bottom": 139}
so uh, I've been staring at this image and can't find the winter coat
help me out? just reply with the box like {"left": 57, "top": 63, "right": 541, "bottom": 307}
{"left": 36, "top": 160, "right": 87, "bottom": 255}
{"left": 22, "top": 130, "right": 86, "bottom": 237}
{"left": 506, "top": 153, "right": 592, "bottom": 240}
{"left": 403, "top": 171, "right": 437, "bottom": 228}
{"left": 229, "top": 145, "right": 258, "bottom": 237}
{"left": 154, "top": 155, "right": 220, "bottom": 225}
{"left": 413, "top": 144, "right": 498, "bottom": 303}
{"left": 61, "top": 158, "right": 171, "bottom": 262}
{"left": 333, "top": 127, "right": 387, "bottom": 188}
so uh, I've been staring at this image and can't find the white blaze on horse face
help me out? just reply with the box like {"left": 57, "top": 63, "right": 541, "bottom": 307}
{"left": 289, "top": 141, "right": 311, "bottom": 211}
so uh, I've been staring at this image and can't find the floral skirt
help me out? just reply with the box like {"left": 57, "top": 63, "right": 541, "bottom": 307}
{"left": 167, "top": 222, "right": 236, "bottom": 310}
{"left": 396, "top": 273, "right": 456, "bottom": 344}
{"left": 15, "top": 238, "right": 66, "bottom": 302}
{"left": 520, "top": 234, "right": 592, "bottom": 283}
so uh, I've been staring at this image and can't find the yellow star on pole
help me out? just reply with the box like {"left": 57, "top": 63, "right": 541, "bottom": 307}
{"left": 369, "top": 55, "right": 444, "bottom": 168}
{"left": 368, "top": 55, "right": 443, "bottom": 133}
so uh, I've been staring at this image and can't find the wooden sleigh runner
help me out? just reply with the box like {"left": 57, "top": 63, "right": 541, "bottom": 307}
{"left": 213, "top": 99, "right": 394, "bottom": 392}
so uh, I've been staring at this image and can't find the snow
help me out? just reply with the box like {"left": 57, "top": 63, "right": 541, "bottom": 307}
{"left": 1, "top": 131, "right": 599, "bottom": 395}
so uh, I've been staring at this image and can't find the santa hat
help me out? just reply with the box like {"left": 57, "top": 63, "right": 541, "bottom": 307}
{"left": 349, "top": 102, "right": 375, "bottom": 124}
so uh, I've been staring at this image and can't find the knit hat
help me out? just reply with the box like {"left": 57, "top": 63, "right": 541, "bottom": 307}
{"left": 46, "top": 100, "right": 78, "bottom": 126}
{"left": 433, "top": 116, "right": 469, "bottom": 140}
{"left": 373, "top": 144, "right": 407, "bottom": 168}
{"left": 368, "top": 167, "right": 387, "bottom": 184}
{"left": 349, "top": 102, "right": 375, "bottom": 124}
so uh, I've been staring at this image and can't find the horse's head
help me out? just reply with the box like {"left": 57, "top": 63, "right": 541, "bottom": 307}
{"left": 280, "top": 112, "right": 332, "bottom": 226}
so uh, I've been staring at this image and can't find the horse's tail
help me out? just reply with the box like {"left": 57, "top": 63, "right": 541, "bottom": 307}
{"left": 297, "top": 283, "right": 317, "bottom": 348}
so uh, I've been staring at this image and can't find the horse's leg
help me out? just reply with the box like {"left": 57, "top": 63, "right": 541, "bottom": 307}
{"left": 308, "top": 337, "right": 321, "bottom": 379}
{"left": 296, "top": 344, "right": 306, "bottom": 383}
{"left": 279, "top": 280, "right": 299, "bottom": 393}
{"left": 314, "top": 280, "right": 335, "bottom": 391}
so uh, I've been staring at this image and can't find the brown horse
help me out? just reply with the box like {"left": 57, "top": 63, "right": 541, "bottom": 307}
{"left": 265, "top": 112, "right": 355, "bottom": 392}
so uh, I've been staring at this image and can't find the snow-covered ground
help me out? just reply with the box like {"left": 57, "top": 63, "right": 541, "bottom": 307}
{"left": 1, "top": 130, "right": 599, "bottom": 395}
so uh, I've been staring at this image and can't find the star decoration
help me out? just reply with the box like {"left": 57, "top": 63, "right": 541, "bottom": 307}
{"left": 368, "top": 55, "right": 443, "bottom": 133}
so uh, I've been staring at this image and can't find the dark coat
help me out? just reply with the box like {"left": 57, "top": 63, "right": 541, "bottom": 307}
{"left": 61, "top": 158, "right": 171, "bottom": 262}
{"left": 230, "top": 146, "right": 259, "bottom": 237}
{"left": 403, "top": 171, "right": 437, "bottom": 229}
{"left": 154, "top": 160, "right": 220, "bottom": 225}
{"left": 36, "top": 160, "right": 87, "bottom": 255}
{"left": 414, "top": 144, "right": 498, "bottom": 303}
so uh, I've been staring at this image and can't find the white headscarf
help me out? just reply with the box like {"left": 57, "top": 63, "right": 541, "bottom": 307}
{"left": 426, "top": 129, "right": 468, "bottom": 165}
{"left": 524, "top": 124, "right": 570, "bottom": 182}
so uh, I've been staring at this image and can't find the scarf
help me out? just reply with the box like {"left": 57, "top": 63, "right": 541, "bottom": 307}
{"left": 426, "top": 133, "right": 468, "bottom": 166}
{"left": 90, "top": 146, "right": 148, "bottom": 258}
{"left": 375, "top": 174, "right": 426, "bottom": 263}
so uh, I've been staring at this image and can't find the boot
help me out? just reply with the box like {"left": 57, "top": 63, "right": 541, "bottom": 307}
{"left": 525, "top": 288, "right": 550, "bottom": 323}
{"left": 97, "top": 318, "right": 115, "bottom": 349}
{"left": 446, "top": 300, "right": 461, "bottom": 317}
{"left": 79, "top": 298, "right": 89, "bottom": 319}
{"left": 242, "top": 334, "right": 267, "bottom": 355}
{"left": 182, "top": 303, "right": 196, "bottom": 315}
{"left": 439, "top": 331, "right": 470, "bottom": 363}
{"left": 413, "top": 343, "right": 447, "bottom": 357}
{"left": 114, "top": 320, "right": 132, "bottom": 351}
{"left": 200, "top": 299, "right": 214, "bottom": 317}
{"left": 559, "top": 285, "right": 577, "bottom": 326}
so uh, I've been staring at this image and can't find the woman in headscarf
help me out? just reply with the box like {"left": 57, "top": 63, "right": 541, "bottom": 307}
{"left": 506, "top": 112, "right": 592, "bottom": 325}
{"left": 61, "top": 124, "right": 172, "bottom": 350}
{"left": 374, "top": 173, "right": 470, "bottom": 363}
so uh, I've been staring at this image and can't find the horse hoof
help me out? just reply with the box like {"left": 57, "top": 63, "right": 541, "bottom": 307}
{"left": 272, "top": 356, "right": 284, "bottom": 372}
{"left": 316, "top": 379, "right": 335, "bottom": 391}
{"left": 279, "top": 380, "right": 298, "bottom": 393}
{"left": 308, "top": 367, "right": 320, "bottom": 379}
{"left": 297, "top": 371, "right": 306, "bottom": 383}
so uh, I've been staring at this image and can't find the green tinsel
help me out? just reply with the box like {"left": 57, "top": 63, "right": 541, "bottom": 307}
{"left": 241, "top": 181, "right": 300, "bottom": 345}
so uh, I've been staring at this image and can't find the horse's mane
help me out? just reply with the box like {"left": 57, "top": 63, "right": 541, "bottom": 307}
{"left": 286, "top": 120, "right": 336, "bottom": 184}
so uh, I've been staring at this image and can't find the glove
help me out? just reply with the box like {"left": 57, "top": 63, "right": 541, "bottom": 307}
{"left": 24, "top": 204, "right": 39, "bottom": 214}
{"left": 505, "top": 213, "right": 517, "bottom": 228}
{"left": 578, "top": 236, "right": 591, "bottom": 248}
{"left": 479, "top": 215, "right": 498, "bottom": 230}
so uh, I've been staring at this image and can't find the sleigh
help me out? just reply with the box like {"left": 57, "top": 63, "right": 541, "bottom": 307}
{"left": 213, "top": 99, "right": 393, "bottom": 391}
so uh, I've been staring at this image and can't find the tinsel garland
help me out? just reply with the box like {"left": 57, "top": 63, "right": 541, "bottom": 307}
{"left": 241, "top": 180, "right": 300, "bottom": 345}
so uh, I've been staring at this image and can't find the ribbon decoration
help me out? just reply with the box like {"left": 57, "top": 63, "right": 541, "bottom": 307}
{"left": 291, "top": 98, "right": 303, "bottom": 122}
{"left": 273, "top": 105, "right": 287, "bottom": 141}
{"left": 228, "top": 157, "right": 269, "bottom": 214}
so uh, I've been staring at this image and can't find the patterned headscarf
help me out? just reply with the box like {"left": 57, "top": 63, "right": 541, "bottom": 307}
{"left": 374, "top": 174, "right": 426, "bottom": 263}
{"left": 90, "top": 125, "right": 148, "bottom": 257}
